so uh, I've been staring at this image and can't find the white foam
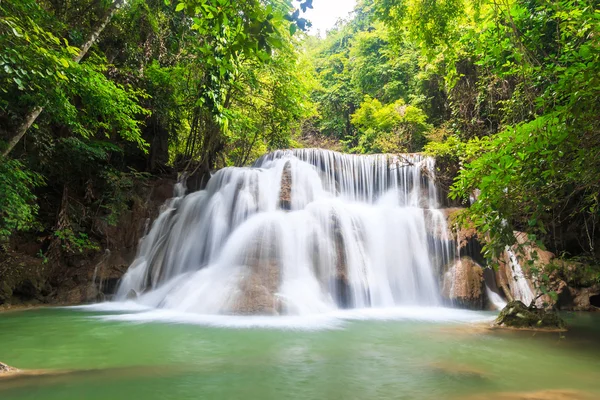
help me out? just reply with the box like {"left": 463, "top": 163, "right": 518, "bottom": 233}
{"left": 89, "top": 304, "right": 493, "bottom": 331}
{"left": 69, "top": 301, "right": 152, "bottom": 312}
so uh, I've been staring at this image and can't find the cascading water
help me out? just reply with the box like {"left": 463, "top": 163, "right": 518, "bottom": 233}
{"left": 115, "top": 149, "right": 455, "bottom": 316}
{"left": 505, "top": 247, "right": 536, "bottom": 306}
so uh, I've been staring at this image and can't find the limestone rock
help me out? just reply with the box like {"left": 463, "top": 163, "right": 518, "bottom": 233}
{"left": 495, "top": 231, "right": 556, "bottom": 307}
{"left": 442, "top": 257, "right": 484, "bottom": 309}
{"left": 556, "top": 285, "right": 600, "bottom": 311}
{"left": 230, "top": 258, "right": 282, "bottom": 315}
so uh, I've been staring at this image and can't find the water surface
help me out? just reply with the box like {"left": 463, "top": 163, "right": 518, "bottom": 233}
{"left": 1, "top": 306, "right": 599, "bottom": 399}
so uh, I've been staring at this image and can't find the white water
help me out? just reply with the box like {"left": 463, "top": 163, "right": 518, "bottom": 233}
{"left": 485, "top": 285, "right": 507, "bottom": 310}
{"left": 77, "top": 302, "right": 493, "bottom": 330}
{"left": 506, "top": 247, "right": 535, "bottom": 306}
{"left": 115, "top": 149, "right": 456, "bottom": 316}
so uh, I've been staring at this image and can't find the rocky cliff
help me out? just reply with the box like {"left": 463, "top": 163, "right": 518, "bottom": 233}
{"left": 0, "top": 176, "right": 176, "bottom": 308}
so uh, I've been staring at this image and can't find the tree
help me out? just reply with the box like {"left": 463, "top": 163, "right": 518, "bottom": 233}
{"left": 1, "top": 0, "right": 127, "bottom": 157}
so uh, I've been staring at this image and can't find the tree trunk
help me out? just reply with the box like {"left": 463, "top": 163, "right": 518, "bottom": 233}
{"left": 2, "top": 0, "right": 125, "bottom": 157}
{"left": 2, "top": 106, "right": 43, "bottom": 157}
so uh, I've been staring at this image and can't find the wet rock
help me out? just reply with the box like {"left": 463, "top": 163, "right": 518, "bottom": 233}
{"left": 126, "top": 289, "right": 138, "bottom": 300}
{"left": 0, "top": 361, "right": 18, "bottom": 374}
{"left": 279, "top": 161, "right": 292, "bottom": 211}
{"left": 231, "top": 260, "right": 281, "bottom": 315}
{"left": 331, "top": 212, "right": 353, "bottom": 308}
{"left": 494, "top": 300, "right": 565, "bottom": 331}
{"left": 442, "top": 257, "right": 484, "bottom": 309}
{"left": 495, "top": 232, "right": 556, "bottom": 307}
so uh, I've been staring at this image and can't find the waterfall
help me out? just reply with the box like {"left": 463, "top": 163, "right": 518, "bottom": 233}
{"left": 506, "top": 247, "right": 535, "bottom": 306}
{"left": 115, "top": 149, "right": 456, "bottom": 315}
{"left": 486, "top": 285, "right": 507, "bottom": 310}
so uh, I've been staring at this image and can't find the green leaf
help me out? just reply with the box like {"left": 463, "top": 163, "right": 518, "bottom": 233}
{"left": 175, "top": 3, "right": 185, "bottom": 12}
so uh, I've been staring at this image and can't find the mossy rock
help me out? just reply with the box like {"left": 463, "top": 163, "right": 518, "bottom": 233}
{"left": 495, "top": 300, "right": 566, "bottom": 331}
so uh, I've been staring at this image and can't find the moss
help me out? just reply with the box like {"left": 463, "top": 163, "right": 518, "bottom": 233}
{"left": 495, "top": 300, "right": 566, "bottom": 330}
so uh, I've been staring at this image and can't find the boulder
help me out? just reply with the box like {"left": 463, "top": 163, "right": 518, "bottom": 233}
{"left": 442, "top": 257, "right": 485, "bottom": 309}
{"left": 494, "top": 300, "right": 565, "bottom": 331}
{"left": 556, "top": 285, "right": 600, "bottom": 311}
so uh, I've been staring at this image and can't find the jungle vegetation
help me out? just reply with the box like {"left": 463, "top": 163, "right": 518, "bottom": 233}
{"left": 1, "top": 0, "right": 598, "bottom": 268}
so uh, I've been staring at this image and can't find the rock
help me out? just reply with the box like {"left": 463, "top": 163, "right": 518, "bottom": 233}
{"left": 0, "top": 176, "right": 176, "bottom": 308}
{"left": 230, "top": 238, "right": 282, "bottom": 315}
{"left": 428, "top": 361, "right": 488, "bottom": 379}
{"left": 0, "top": 361, "right": 18, "bottom": 374}
{"left": 231, "top": 260, "right": 281, "bottom": 315}
{"left": 496, "top": 231, "right": 556, "bottom": 308}
{"left": 126, "top": 288, "right": 138, "bottom": 300}
{"left": 556, "top": 286, "right": 600, "bottom": 311}
{"left": 279, "top": 161, "right": 292, "bottom": 211}
{"left": 331, "top": 212, "right": 353, "bottom": 308}
{"left": 494, "top": 300, "right": 566, "bottom": 331}
{"left": 0, "top": 253, "right": 48, "bottom": 305}
{"left": 442, "top": 256, "right": 484, "bottom": 309}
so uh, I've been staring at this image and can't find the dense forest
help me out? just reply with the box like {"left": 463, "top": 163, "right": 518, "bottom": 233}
{"left": 1, "top": 0, "right": 599, "bottom": 294}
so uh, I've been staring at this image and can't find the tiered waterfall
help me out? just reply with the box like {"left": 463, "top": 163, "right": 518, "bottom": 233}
{"left": 115, "top": 149, "right": 457, "bottom": 315}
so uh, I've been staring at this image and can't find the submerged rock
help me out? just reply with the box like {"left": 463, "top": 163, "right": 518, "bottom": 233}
{"left": 428, "top": 361, "right": 488, "bottom": 379}
{"left": 494, "top": 300, "right": 566, "bottom": 331}
{"left": 463, "top": 389, "right": 592, "bottom": 400}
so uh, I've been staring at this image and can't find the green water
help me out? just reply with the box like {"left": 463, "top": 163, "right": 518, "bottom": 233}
{"left": 1, "top": 307, "right": 600, "bottom": 399}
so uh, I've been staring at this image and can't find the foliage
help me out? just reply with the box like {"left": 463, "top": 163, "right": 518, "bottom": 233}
{"left": 54, "top": 229, "right": 100, "bottom": 254}
{"left": 0, "top": 0, "right": 149, "bottom": 152}
{"left": 447, "top": 0, "right": 600, "bottom": 260}
{"left": 368, "top": 0, "right": 600, "bottom": 262}
{"left": 0, "top": 0, "right": 316, "bottom": 262}
{"left": 349, "top": 96, "right": 431, "bottom": 153}
{"left": 0, "top": 0, "right": 598, "bottom": 281}
{"left": 0, "top": 158, "right": 44, "bottom": 241}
